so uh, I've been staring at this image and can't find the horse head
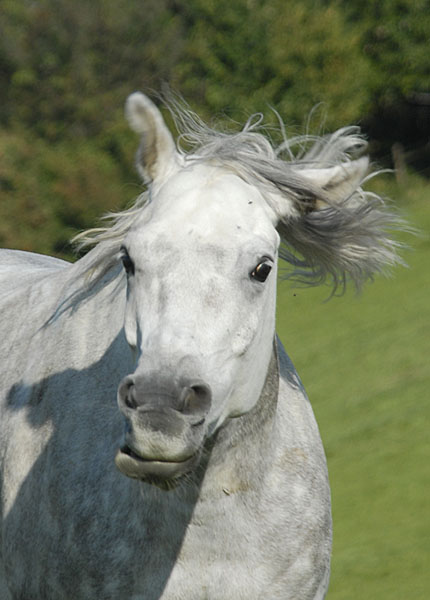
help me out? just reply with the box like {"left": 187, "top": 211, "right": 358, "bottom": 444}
{"left": 113, "top": 92, "right": 397, "bottom": 488}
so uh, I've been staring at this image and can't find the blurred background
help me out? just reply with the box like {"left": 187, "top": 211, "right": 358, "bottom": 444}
{"left": 0, "top": 1, "right": 428, "bottom": 598}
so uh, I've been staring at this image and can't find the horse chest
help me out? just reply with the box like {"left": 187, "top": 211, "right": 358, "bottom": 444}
{"left": 3, "top": 479, "right": 267, "bottom": 600}
{"left": 130, "top": 492, "right": 270, "bottom": 600}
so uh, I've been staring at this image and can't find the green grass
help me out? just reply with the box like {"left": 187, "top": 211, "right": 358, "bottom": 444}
{"left": 276, "top": 175, "right": 430, "bottom": 600}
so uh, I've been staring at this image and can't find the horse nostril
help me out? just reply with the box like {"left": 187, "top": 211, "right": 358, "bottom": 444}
{"left": 119, "top": 377, "right": 137, "bottom": 410}
{"left": 118, "top": 375, "right": 212, "bottom": 417}
{"left": 180, "top": 382, "right": 212, "bottom": 416}
{"left": 125, "top": 392, "right": 136, "bottom": 410}
{"left": 192, "top": 383, "right": 211, "bottom": 402}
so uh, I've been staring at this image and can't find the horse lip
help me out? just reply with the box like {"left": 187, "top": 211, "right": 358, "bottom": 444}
{"left": 114, "top": 444, "right": 198, "bottom": 485}
{"left": 119, "top": 444, "right": 194, "bottom": 464}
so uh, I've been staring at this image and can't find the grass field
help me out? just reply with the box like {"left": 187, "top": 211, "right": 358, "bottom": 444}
{"left": 276, "top": 175, "right": 429, "bottom": 599}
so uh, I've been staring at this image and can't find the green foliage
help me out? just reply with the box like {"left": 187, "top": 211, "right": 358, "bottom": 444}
{"left": 0, "top": 0, "right": 371, "bottom": 137}
{"left": 1, "top": 0, "right": 427, "bottom": 143}
{"left": 0, "top": 0, "right": 180, "bottom": 139}
{"left": 343, "top": 0, "right": 430, "bottom": 102}
{"left": 175, "top": 0, "right": 370, "bottom": 128}
{"left": 340, "top": 0, "right": 430, "bottom": 164}
{"left": 0, "top": 128, "right": 137, "bottom": 258}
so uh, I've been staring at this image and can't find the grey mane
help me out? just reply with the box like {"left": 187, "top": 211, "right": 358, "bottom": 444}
{"left": 71, "top": 96, "right": 406, "bottom": 298}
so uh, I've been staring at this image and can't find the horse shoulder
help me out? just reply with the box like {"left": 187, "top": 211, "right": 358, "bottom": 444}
{"left": 255, "top": 337, "right": 332, "bottom": 598}
{"left": 274, "top": 337, "right": 330, "bottom": 499}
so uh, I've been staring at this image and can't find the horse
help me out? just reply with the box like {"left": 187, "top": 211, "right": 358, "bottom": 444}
{"left": 0, "top": 92, "right": 404, "bottom": 599}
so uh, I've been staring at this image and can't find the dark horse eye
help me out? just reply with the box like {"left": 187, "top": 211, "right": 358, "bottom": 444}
{"left": 120, "top": 247, "right": 135, "bottom": 276}
{"left": 250, "top": 261, "right": 272, "bottom": 283}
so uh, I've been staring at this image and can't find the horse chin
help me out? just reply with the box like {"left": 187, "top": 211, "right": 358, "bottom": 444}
{"left": 114, "top": 445, "right": 198, "bottom": 490}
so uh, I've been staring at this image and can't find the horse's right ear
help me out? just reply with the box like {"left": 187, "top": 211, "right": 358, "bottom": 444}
{"left": 125, "top": 92, "right": 178, "bottom": 184}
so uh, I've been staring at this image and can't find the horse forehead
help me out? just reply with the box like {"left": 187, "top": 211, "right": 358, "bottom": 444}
{"left": 155, "top": 166, "right": 273, "bottom": 227}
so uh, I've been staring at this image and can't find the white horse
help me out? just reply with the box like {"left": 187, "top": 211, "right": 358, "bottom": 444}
{"left": 0, "top": 93, "right": 403, "bottom": 599}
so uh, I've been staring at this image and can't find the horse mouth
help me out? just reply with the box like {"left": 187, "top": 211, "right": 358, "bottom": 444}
{"left": 115, "top": 444, "right": 197, "bottom": 489}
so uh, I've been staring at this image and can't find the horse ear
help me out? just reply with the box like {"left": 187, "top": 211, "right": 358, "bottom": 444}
{"left": 299, "top": 156, "right": 369, "bottom": 205}
{"left": 265, "top": 156, "right": 370, "bottom": 222}
{"left": 125, "top": 92, "right": 178, "bottom": 184}
{"left": 272, "top": 154, "right": 404, "bottom": 293}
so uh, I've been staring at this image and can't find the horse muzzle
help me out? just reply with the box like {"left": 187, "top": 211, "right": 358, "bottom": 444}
{"left": 115, "top": 374, "right": 212, "bottom": 489}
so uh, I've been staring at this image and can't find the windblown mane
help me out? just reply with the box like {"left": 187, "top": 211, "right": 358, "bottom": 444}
{"left": 72, "top": 96, "right": 405, "bottom": 297}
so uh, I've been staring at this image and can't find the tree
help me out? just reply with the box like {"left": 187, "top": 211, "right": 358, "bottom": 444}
{"left": 172, "top": 0, "right": 371, "bottom": 131}
{"left": 342, "top": 0, "right": 430, "bottom": 170}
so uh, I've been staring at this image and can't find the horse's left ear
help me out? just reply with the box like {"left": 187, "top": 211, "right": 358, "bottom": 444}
{"left": 266, "top": 156, "right": 370, "bottom": 222}
{"left": 271, "top": 153, "right": 404, "bottom": 292}
{"left": 299, "top": 156, "right": 369, "bottom": 205}
{"left": 125, "top": 92, "right": 178, "bottom": 184}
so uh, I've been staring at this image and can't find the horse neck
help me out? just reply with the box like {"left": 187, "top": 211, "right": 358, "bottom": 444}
{"left": 200, "top": 343, "right": 279, "bottom": 494}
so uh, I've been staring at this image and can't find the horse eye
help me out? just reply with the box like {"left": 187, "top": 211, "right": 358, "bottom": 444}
{"left": 250, "top": 261, "right": 272, "bottom": 283}
{"left": 120, "top": 248, "right": 135, "bottom": 276}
